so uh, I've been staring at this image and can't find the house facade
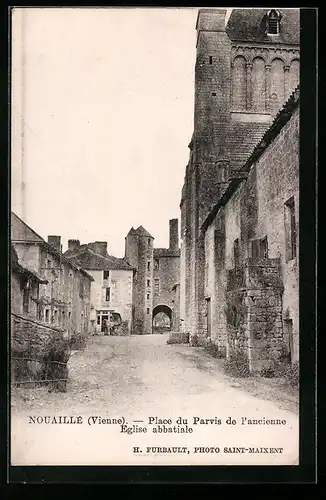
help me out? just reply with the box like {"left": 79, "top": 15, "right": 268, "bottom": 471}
{"left": 11, "top": 213, "right": 93, "bottom": 337}
{"left": 64, "top": 240, "right": 134, "bottom": 335}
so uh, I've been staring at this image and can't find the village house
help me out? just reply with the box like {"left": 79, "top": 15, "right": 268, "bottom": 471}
{"left": 64, "top": 240, "right": 134, "bottom": 335}
{"left": 11, "top": 244, "right": 48, "bottom": 317}
{"left": 179, "top": 8, "right": 300, "bottom": 372}
{"left": 11, "top": 212, "right": 93, "bottom": 337}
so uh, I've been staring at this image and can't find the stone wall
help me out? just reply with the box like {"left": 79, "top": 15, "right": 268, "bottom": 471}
{"left": 226, "top": 259, "right": 285, "bottom": 372}
{"left": 11, "top": 313, "right": 70, "bottom": 391}
{"left": 203, "top": 100, "right": 299, "bottom": 368}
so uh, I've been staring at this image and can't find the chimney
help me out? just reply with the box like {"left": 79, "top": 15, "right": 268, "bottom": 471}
{"left": 90, "top": 241, "right": 107, "bottom": 257}
{"left": 169, "top": 219, "right": 179, "bottom": 251}
{"left": 48, "top": 235, "right": 61, "bottom": 253}
{"left": 68, "top": 239, "right": 80, "bottom": 252}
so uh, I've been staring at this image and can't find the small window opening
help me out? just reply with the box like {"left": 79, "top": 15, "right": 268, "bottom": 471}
{"left": 209, "top": 56, "right": 213, "bottom": 65}
{"left": 106, "top": 287, "right": 111, "bottom": 302}
{"left": 147, "top": 308, "right": 150, "bottom": 314}
{"left": 233, "top": 238, "right": 240, "bottom": 268}
{"left": 285, "top": 196, "right": 297, "bottom": 261}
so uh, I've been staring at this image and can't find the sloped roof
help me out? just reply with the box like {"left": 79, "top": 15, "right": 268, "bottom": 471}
{"left": 228, "top": 121, "right": 270, "bottom": 170}
{"left": 11, "top": 212, "right": 44, "bottom": 243}
{"left": 127, "top": 227, "right": 138, "bottom": 236}
{"left": 64, "top": 247, "right": 134, "bottom": 271}
{"left": 135, "top": 225, "right": 154, "bottom": 238}
{"left": 11, "top": 213, "right": 93, "bottom": 280}
{"left": 154, "top": 248, "right": 180, "bottom": 258}
{"left": 226, "top": 8, "right": 299, "bottom": 45}
{"left": 201, "top": 87, "right": 300, "bottom": 232}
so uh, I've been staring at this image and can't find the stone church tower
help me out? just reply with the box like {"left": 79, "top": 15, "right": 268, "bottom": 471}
{"left": 180, "top": 8, "right": 300, "bottom": 341}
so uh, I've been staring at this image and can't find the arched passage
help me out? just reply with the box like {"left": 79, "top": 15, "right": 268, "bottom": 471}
{"left": 152, "top": 304, "right": 172, "bottom": 334}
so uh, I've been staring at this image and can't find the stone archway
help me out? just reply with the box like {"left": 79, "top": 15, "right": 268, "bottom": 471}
{"left": 152, "top": 304, "right": 173, "bottom": 334}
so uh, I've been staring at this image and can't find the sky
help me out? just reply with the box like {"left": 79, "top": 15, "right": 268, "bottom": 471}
{"left": 11, "top": 8, "right": 231, "bottom": 257}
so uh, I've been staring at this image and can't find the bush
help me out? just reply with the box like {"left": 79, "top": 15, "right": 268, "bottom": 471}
{"left": 69, "top": 331, "right": 88, "bottom": 350}
{"left": 190, "top": 334, "right": 199, "bottom": 347}
{"left": 286, "top": 361, "right": 300, "bottom": 387}
{"left": 224, "top": 346, "right": 250, "bottom": 377}
{"left": 204, "top": 340, "right": 225, "bottom": 358}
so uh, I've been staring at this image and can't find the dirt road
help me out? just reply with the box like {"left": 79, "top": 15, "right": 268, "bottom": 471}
{"left": 11, "top": 334, "right": 299, "bottom": 466}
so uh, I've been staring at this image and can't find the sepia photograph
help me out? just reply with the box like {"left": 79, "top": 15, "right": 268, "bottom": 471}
{"left": 9, "top": 6, "right": 310, "bottom": 472}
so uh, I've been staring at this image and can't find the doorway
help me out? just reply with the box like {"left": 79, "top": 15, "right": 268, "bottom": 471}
{"left": 101, "top": 315, "right": 109, "bottom": 333}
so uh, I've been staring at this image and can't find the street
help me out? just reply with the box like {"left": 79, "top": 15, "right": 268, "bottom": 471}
{"left": 11, "top": 334, "right": 299, "bottom": 466}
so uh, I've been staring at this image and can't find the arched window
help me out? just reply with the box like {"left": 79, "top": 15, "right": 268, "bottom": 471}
{"left": 270, "top": 58, "right": 285, "bottom": 115}
{"left": 252, "top": 57, "right": 266, "bottom": 112}
{"left": 266, "top": 9, "right": 282, "bottom": 35}
{"left": 232, "top": 56, "right": 247, "bottom": 111}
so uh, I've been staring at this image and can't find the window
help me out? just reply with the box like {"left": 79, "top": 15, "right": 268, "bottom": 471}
{"left": 147, "top": 308, "right": 150, "bottom": 314}
{"left": 209, "top": 56, "right": 213, "bottom": 65}
{"left": 103, "top": 270, "right": 109, "bottom": 280}
{"left": 22, "top": 279, "right": 29, "bottom": 313}
{"left": 285, "top": 197, "right": 297, "bottom": 261}
{"left": 79, "top": 281, "right": 84, "bottom": 297}
{"left": 266, "top": 9, "right": 281, "bottom": 35}
{"left": 147, "top": 293, "right": 150, "bottom": 300}
{"left": 147, "top": 261, "right": 151, "bottom": 271}
{"left": 251, "top": 237, "right": 269, "bottom": 258}
{"left": 62, "top": 311, "right": 65, "bottom": 325}
{"left": 233, "top": 238, "right": 240, "bottom": 268}
{"left": 53, "top": 310, "right": 58, "bottom": 324}
{"left": 260, "top": 236, "right": 268, "bottom": 258}
{"left": 148, "top": 238, "right": 151, "bottom": 247}
{"left": 147, "top": 280, "right": 150, "bottom": 287}
{"left": 154, "top": 278, "right": 160, "bottom": 294}
{"left": 45, "top": 309, "right": 50, "bottom": 322}
{"left": 106, "top": 287, "right": 111, "bottom": 302}
{"left": 97, "top": 315, "right": 101, "bottom": 325}
{"left": 154, "top": 259, "right": 159, "bottom": 270}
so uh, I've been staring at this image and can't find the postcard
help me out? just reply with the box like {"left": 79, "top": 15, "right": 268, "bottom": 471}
{"left": 10, "top": 7, "right": 306, "bottom": 470}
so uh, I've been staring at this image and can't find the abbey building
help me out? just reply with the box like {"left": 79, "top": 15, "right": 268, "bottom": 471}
{"left": 179, "top": 8, "right": 300, "bottom": 372}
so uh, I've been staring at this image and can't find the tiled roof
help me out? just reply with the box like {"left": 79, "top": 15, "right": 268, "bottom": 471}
{"left": 226, "top": 8, "right": 299, "bottom": 45}
{"left": 64, "top": 248, "right": 134, "bottom": 271}
{"left": 228, "top": 121, "right": 270, "bottom": 170}
{"left": 239, "top": 86, "right": 300, "bottom": 174}
{"left": 154, "top": 248, "right": 180, "bottom": 258}
{"left": 201, "top": 87, "right": 300, "bottom": 232}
